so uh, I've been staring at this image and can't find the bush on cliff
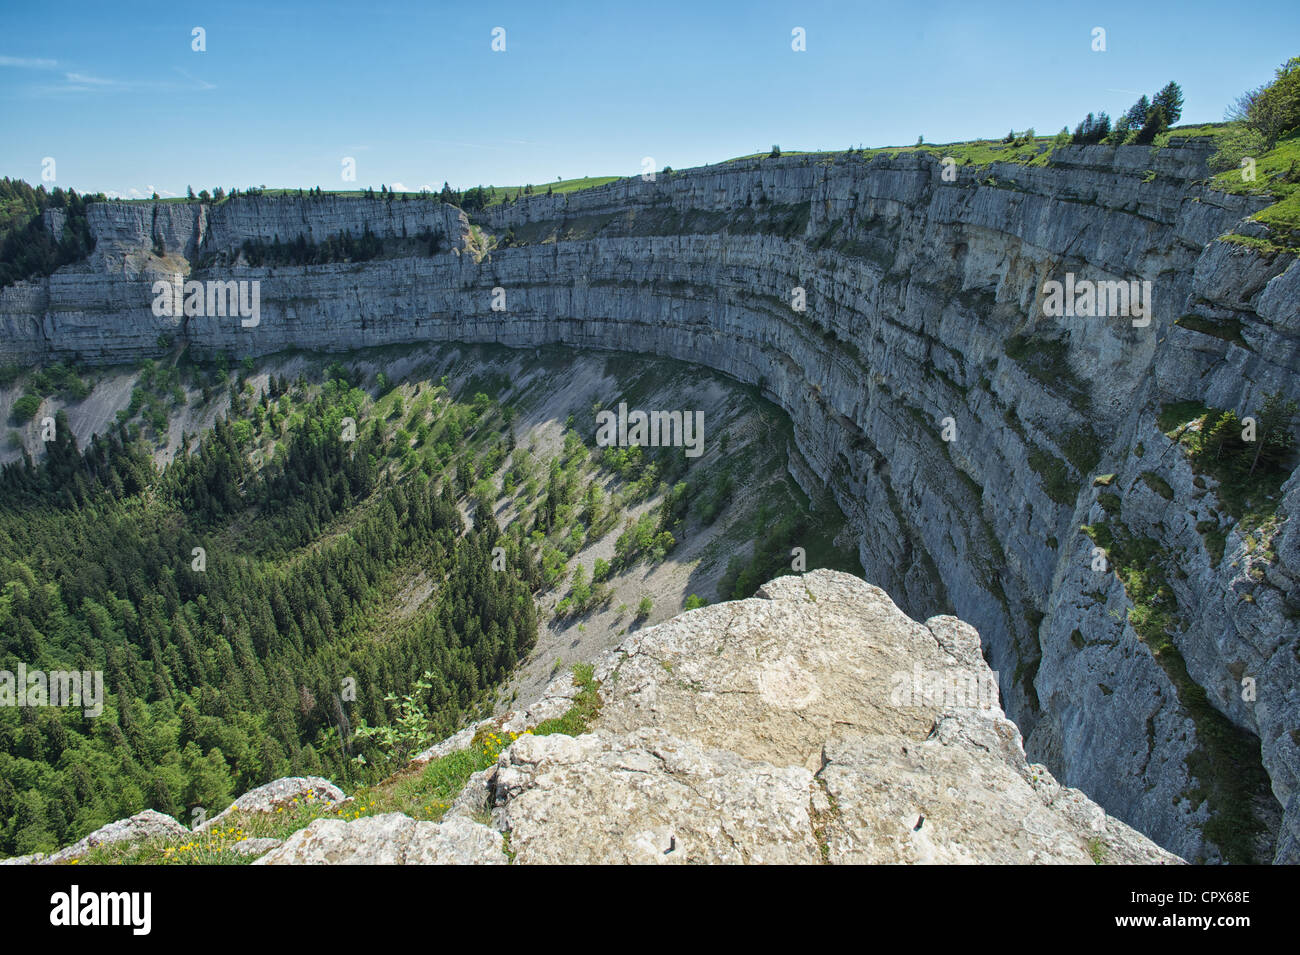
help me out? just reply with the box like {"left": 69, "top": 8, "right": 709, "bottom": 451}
{"left": 1160, "top": 393, "right": 1298, "bottom": 527}
{"left": 9, "top": 394, "right": 41, "bottom": 424}
{"left": 1207, "top": 57, "right": 1300, "bottom": 251}
{"left": 1225, "top": 56, "right": 1300, "bottom": 150}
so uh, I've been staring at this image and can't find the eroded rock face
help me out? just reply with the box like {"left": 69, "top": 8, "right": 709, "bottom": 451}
{"left": 3, "top": 139, "right": 1294, "bottom": 860}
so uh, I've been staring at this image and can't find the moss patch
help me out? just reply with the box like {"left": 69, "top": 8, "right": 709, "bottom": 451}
{"left": 1174, "top": 313, "right": 1250, "bottom": 350}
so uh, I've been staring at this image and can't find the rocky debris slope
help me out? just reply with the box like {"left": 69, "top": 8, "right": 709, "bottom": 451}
{"left": 2, "top": 139, "right": 1294, "bottom": 860}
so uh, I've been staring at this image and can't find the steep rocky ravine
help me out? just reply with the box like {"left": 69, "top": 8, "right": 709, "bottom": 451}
{"left": 2, "top": 137, "right": 1296, "bottom": 862}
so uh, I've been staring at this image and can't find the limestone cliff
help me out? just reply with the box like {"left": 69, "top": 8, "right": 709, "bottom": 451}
{"left": 1, "top": 138, "right": 1296, "bottom": 862}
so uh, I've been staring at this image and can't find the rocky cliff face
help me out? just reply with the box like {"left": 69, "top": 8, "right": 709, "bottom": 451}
{"left": 2, "top": 139, "right": 1296, "bottom": 862}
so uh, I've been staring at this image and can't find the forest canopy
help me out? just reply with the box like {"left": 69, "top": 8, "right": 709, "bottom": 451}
{"left": 0, "top": 366, "right": 537, "bottom": 856}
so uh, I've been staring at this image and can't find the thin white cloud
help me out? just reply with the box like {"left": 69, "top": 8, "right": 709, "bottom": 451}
{"left": 33, "top": 81, "right": 105, "bottom": 95}
{"left": 27, "top": 67, "right": 216, "bottom": 96}
{"left": 36, "top": 83, "right": 95, "bottom": 94}
{"left": 64, "top": 72, "right": 118, "bottom": 86}
{"left": 101, "top": 186, "right": 179, "bottom": 201}
{"left": 0, "top": 55, "right": 58, "bottom": 69}
{"left": 173, "top": 66, "right": 216, "bottom": 91}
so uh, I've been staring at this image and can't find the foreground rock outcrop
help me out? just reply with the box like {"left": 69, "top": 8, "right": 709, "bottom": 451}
{"left": 194, "top": 776, "right": 345, "bottom": 833}
{"left": 255, "top": 813, "right": 505, "bottom": 866}
{"left": 267, "top": 570, "right": 1181, "bottom": 864}
{"left": 453, "top": 570, "right": 1178, "bottom": 864}
{"left": 0, "top": 810, "right": 188, "bottom": 866}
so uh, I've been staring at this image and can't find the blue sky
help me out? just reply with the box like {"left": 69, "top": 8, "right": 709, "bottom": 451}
{"left": 1, "top": 0, "right": 1294, "bottom": 197}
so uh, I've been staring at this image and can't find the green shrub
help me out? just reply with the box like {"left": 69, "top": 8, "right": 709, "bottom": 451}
{"left": 1028, "top": 447, "right": 1075, "bottom": 506}
{"left": 532, "top": 664, "right": 601, "bottom": 736}
{"left": 1139, "top": 472, "right": 1175, "bottom": 500}
{"left": 10, "top": 393, "right": 41, "bottom": 424}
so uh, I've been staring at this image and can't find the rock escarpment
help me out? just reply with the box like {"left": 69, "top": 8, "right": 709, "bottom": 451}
{"left": 2, "top": 139, "right": 1296, "bottom": 861}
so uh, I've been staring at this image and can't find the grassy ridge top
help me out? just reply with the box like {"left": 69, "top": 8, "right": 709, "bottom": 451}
{"left": 1212, "top": 130, "right": 1300, "bottom": 254}
{"left": 128, "top": 123, "right": 1230, "bottom": 207}
{"left": 90, "top": 121, "right": 1300, "bottom": 254}
{"left": 149, "top": 176, "right": 626, "bottom": 206}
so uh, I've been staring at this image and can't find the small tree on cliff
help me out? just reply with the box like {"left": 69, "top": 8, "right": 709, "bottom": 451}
{"left": 1251, "top": 391, "right": 1299, "bottom": 476}
{"left": 1071, "top": 112, "right": 1112, "bottom": 145}
{"left": 1153, "top": 81, "right": 1184, "bottom": 126}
